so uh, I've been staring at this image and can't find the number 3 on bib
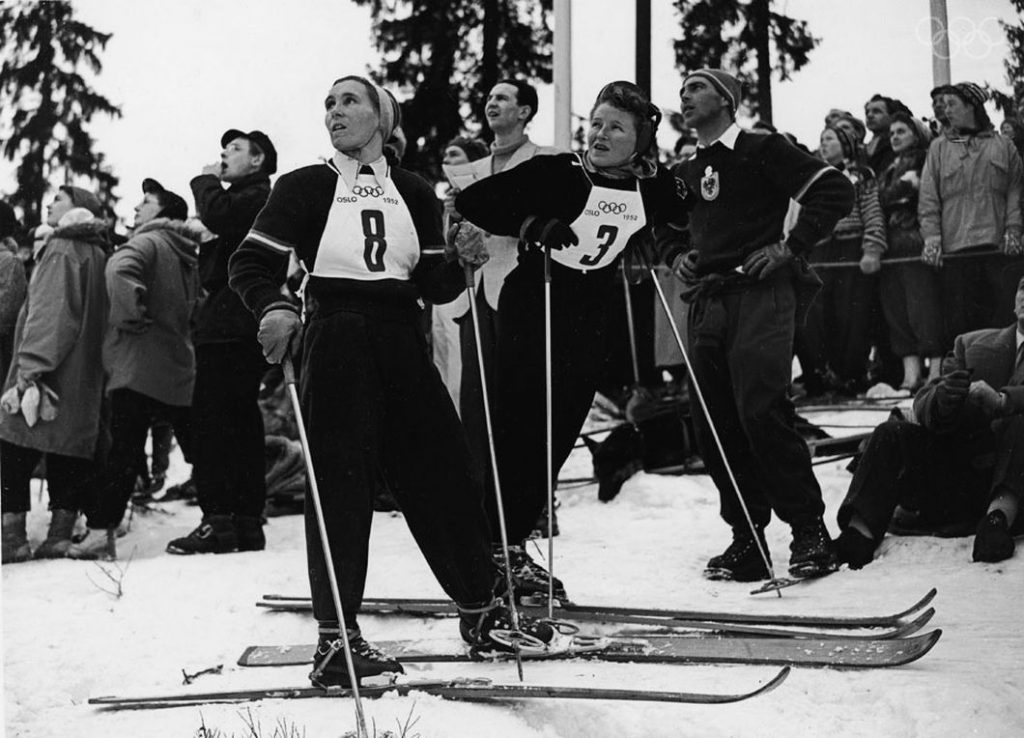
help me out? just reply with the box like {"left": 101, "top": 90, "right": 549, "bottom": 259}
{"left": 361, "top": 209, "right": 388, "bottom": 272}
{"left": 579, "top": 224, "right": 619, "bottom": 267}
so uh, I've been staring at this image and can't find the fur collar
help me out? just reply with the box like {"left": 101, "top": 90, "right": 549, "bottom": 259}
{"left": 132, "top": 217, "right": 204, "bottom": 243}
{"left": 50, "top": 219, "right": 111, "bottom": 248}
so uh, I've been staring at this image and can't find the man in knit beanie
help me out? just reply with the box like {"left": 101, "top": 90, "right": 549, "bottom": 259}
{"left": 673, "top": 68, "right": 856, "bottom": 585}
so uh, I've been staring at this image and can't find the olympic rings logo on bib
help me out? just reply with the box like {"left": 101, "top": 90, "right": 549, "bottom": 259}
{"left": 598, "top": 201, "right": 627, "bottom": 215}
{"left": 352, "top": 185, "right": 384, "bottom": 198}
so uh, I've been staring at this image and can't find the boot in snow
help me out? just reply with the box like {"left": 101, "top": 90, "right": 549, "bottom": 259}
{"left": 2, "top": 512, "right": 31, "bottom": 564}
{"left": 704, "top": 525, "right": 771, "bottom": 581}
{"left": 309, "top": 627, "right": 403, "bottom": 687}
{"left": 34, "top": 509, "right": 77, "bottom": 559}
{"left": 67, "top": 528, "right": 117, "bottom": 561}
{"left": 166, "top": 514, "right": 238, "bottom": 554}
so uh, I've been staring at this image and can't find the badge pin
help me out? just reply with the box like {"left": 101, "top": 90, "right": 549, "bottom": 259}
{"left": 700, "top": 165, "right": 720, "bottom": 201}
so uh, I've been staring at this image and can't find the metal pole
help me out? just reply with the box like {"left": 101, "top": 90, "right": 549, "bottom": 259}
{"left": 544, "top": 248, "right": 556, "bottom": 619}
{"left": 282, "top": 356, "right": 370, "bottom": 735}
{"left": 463, "top": 266, "right": 526, "bottom": 680}
{"left": 620, "top": 266, "right": 642, "bottom": 387}
{"left": 648, "top": 273, "right": 783, "bottom": 596}
{"left": 930, "top": 0, "right": 951, "bottom": 87}
{"left": 553, "top": 0, "right": 573, "bottom": 150}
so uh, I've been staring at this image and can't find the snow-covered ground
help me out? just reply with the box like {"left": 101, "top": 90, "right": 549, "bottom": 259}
{"left": 3, "top": 406, "right": 1023, "bottom": 738}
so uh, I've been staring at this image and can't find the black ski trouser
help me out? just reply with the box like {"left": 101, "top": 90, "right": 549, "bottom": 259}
{"left": 836, "top": 417, "right": 1024, "bottom": 542}
{"left": 300, "top": 304, "right": 496, "bottom": 630}
{"left": 191, "top": 341, "right": 267, "bottom": 518}
{"left": 489, "top": 255, "right": 614, "bottom": 544}
{"left": 687, "top": 271, "right": 825, "bottom": 532}
{"left": 800, "top": 238, "right": 875, "bottom": 384}
{"left": 0, "top": 441, "right": 94, "bottom": 513}
{"left": 84, "top": 388, "right": 191, "bottom": 529}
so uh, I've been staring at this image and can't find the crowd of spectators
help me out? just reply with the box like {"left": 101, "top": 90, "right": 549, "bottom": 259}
{"left": 0, "top": 77, "right": 1021, "bottom": 567}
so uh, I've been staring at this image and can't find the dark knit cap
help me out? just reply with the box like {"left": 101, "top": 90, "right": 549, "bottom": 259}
{"left": 827, "top": 124, "right": 861, "bottom": 162}
{"left": 891, "top": 112, "right": 933, "bottom": 149}
{"left": 835, "top": 113, "right": 867, "bottom": 142}
{"left": 59, "top": 186, "right": 104, "bottom": 218}
{"left": 446, "top": 137, "right": 489, "bottom": 162}
{"left": 950, "top": 82, "right": 987, "bottom": 111}
{"left": 682, "top": 69, "right": 743, "bottom": 117}
{"left": 221, "top": 129, "right": 278, "bottom": 174}
{"left": 142, "top": 178, "right": 188, "bottom": 221}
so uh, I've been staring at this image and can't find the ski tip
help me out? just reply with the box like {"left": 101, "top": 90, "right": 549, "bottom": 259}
{"left": 758, "top": 665, "right": 791, "bottom": 696}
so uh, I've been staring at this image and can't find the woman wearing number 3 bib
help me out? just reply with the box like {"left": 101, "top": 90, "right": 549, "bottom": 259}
{"left": 229, "top": 76, "right": 559, "bottom": 688}
{"left": 456, "top": 81, "right": 687, "bottom": 599}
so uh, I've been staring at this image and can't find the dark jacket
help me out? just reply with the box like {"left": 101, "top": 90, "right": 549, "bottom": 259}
{"left": 914, "top": 325, "right": 1024, "bottom": 463}
{"left": 189, "top": 171, "right": 271, "bottom": 344}
{"left": 103, "top": 218, "right": 201, "bottom": 406}
{"left": 0, "top": 220, "right": 109, "bottom": 458}
{"left": 878, "top": 150, "right": 928, "bottom": 258}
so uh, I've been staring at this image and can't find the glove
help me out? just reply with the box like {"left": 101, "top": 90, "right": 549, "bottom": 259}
{"left": 969, "top": 380, "right": 1007, "bottom": 417}
{"left": 672, "top": 250, "right": 701, "bottom": 283}
{"left": 934, "top": 368, "right": 972, "bottom": 415}
{"left": 522, "top": 216, "right": 579, "bottom": 251}
{"left": 0, "top": 385, "right": 21, "bottom": 415}
{"left": 446, "top": 221, "right": 489, "bottom": 269}
{"left": 257, "top": 308, "right": 303, "bottom": 365}
{"left": 859, "top": 251, "right": 882, "bottom": 275}
{"left": 742, "top": 242, "right": 793, "bottom": 280}
{"left": 1003, "top": 231, "right": 1022, "bottom": 257}
{"left": 443, "top": 186, "right": 462, "bottom": 224}
{"left": 921, "top": 236, "right": 943, "bottom": 267}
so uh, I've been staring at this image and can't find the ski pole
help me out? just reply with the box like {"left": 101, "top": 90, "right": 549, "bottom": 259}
{"left": 281, "top": 355, "right": 370, "bottom": 736}
{"left": 463, "top": 265, "right": 527, "bottom": 681}
{"left": 648, "top": 270, "right": 783, "bottom": 597}
{"left": 543, "top": 247, "right": 556, "bottom": 619}
{"left": 620, "top": 264, "right": 642, "bottom": 388}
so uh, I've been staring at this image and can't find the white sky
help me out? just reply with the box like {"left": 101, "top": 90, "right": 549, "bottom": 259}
{"left": 1, "top": 0, "right": 1018, "bottom": 223}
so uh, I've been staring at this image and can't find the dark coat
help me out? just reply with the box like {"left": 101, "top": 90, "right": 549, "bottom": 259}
{"left": 915, "top": 325, "right": 1024, "bottom": 462}
{"left": 189, "top": 172, "right": 271, "bottom": 344}
{"left": 103, "top": 218, "right": 201, "bottom": 406}
{"left": 0, "top": 220, "right": 109, "bottom": 458}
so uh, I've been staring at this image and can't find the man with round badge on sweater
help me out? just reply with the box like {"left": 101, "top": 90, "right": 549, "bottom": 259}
{"left": 672, "top": 69, "right": 855, "bottom": 584}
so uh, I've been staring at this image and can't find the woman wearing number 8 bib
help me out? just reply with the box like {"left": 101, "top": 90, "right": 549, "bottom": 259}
{"left": 229, "top": 76, "right": 559, "bottom": 687}
{"left": 455, "top": 81, "right": 687, "bottom": 598}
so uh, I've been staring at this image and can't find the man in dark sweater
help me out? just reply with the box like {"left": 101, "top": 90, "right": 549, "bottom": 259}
{"left": 672, "top": 69, "right": 855, "bottom": 582}
{"left": 167, "top": 129, "right": 276, "bottom": 555}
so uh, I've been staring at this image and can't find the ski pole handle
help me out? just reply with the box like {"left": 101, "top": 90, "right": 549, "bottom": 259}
{"left": 283, "top": 354, "right": 297, "bottom": 386}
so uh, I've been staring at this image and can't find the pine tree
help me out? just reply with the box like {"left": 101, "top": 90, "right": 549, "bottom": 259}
{"left": 989, "top": 1, "right": 1024, "bottom": 116}
{"left": 352, "top": 0, "right": 553, "bottom": 179}
{"left": 0, "top": 0, "right": 122, "bottom": 225}
{"left": 672, "top": 0, "right": 818, "bottom": 124}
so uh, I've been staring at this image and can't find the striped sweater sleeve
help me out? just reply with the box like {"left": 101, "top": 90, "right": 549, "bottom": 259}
{"left": 858, "top": 178, "right": 888, "bottom": 254}
{"left": 228, "top": 171, "right": 305, "bottom": 319}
